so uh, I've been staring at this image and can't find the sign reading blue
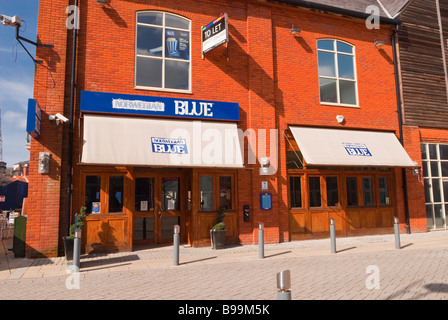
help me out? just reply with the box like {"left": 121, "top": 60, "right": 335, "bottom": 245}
{"left": 26, "top": 99, "right": 42, "bottom": 139}
{"left": 80, "top": 91, "right": 239, "bottom": 121}
{"left": 151, "top": 137, "right": 188, "bottom": 154}
{"left": 343, "top": 143, "right": 372, "bottom": 157}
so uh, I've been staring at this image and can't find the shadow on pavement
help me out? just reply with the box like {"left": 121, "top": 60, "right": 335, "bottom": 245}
{"left": 80, "top": 254, "right": 140, "bottom": 269}
{"left": 336, "top": 246, "right": 357, "bottom": 253}
{"left": 265, "top": 251, "right": 292, "bottom": 258}
{"left": 180, "top": 256, "right": 217, "bottom": 265}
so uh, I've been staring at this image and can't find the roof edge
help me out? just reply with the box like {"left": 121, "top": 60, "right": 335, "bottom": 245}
{"left": 266, "top": 0, "right": 402, "bottom": 25}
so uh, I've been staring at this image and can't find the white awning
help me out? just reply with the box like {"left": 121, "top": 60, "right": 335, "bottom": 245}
{"left": 81, "top": 114, "right": 244, "bottom": 168}
{"left": 289, "top": 126, "right": 415, "bottom": 167}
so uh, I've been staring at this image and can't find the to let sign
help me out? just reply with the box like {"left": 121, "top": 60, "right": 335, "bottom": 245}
{"left": 202, "top": 13, "right": 228, "bottom": 54}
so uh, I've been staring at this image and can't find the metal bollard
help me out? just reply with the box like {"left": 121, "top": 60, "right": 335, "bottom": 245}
{"left": 330, "top": 218, "right": 336, "bottom": 253}
{"left": 173, "top": 225, "right": 180, "bottom": 266}
{"left": 277, "top": 270, "right": 291, "bottom": 300}
{"left": 259, "top": 222, "right": 264, "bottom": 259}
{"left": 73, "top": 228, "right": 81, "bottom": 271}
{"left": 394, "top": 217, "right": 401, "bottom": 249}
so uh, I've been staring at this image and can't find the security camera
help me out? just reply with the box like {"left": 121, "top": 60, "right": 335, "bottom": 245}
{"left": 49, "top": 113, "right": 69, "bottom": 125}
{"left": 55, "top": 113, "right": 69, "bottom": 123}
{"left": 0, "top": 14, "right": 22, "bottom": 27}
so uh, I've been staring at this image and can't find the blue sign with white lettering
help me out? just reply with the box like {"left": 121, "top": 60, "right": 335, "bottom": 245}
{"left": 343, "top": 143, "right": 372, "bottom": 157}
{"left": 151, "top": 137, "right": 188, "bottom": 154}
{"left": 80, "top": 91, "right": 239, "bottom": 121}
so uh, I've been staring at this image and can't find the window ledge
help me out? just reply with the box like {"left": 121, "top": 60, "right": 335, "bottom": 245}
{"left": 320, "top": 102, "right": 360, "bottom": 108}
{"left": 134, "top": 86, "right": 193, "bottom": 95}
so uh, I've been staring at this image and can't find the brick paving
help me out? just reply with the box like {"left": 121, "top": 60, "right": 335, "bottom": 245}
{"left": 0, "top": 231, "right": 447, "bottom": 300}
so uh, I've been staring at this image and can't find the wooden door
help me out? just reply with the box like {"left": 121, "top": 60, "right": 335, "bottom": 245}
{"left": 81, "top": 171, "right": 131, "bottom": 254}
{"left": 133, "top": 172, "right": 185, "bottom": 245}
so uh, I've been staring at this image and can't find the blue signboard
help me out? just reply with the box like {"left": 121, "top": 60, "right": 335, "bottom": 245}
{"left": 26, "top": 99, "right": 42, "bottom": 139}
{"left": 260, "top": 193, "right": 272, "bottom": 210}
{"left": 80, "top": 91, "right": 239, "bottom": 121}
{"left": 151, "top": 137, "right": 188, "bottom": 154}
{"left": 343, "top": 143, "right": 372, "bottom": 157}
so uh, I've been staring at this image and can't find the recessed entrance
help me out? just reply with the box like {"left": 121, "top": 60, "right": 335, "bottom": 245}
{"left": 133, "top": 171, "right": 186, "bottom": 245}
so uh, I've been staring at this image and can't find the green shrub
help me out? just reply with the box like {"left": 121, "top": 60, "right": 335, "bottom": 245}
{"left": 210, "top": 222, "right": 226, "bottom": 231}
{"left": 211, "top": 207, "right": 226, "bottom": 231}
{"left": 67, "top": 206, "right": 87, "bottom": 239}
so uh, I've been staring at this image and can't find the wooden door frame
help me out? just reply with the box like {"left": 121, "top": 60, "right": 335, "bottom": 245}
{"left": 287, "top": 167, "right": 396, "bottom": 239}
{"left": 132, "top": 169, "right": 187, "bottom": 246}
{"left": 191, "top": 168, "right": 239, "bottom": 247}
{"left": 78, "top": 166, "right": 132, "bottom": 253}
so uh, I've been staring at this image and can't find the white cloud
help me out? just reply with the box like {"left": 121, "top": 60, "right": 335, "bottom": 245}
{"left": 0, "top": 47, "right": 12, "bottom": 53}
{"left": 0, "top": 77, "right": 33, "bottom": 111}
{"left": 3, "top": 110, "right": 27, "bottom": 130}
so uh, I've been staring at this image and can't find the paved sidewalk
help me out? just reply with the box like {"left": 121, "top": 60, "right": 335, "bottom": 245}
{"left": 1, "top": 230, "right": 448, "bottom": 300}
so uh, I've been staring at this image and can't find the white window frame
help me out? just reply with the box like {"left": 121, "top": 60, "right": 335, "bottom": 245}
{"left": 421, "top": 143, "right": 448, "bottom": 231}
{"left": 317, "top": 39, "right": 359, "bottom": 108}
{"left": 135, "top": 11, "right": 192, "bottom": 93}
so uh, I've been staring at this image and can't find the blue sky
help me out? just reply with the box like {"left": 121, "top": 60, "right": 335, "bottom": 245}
{"left": 0, "top": 1, "right": 39, "bottom": 167}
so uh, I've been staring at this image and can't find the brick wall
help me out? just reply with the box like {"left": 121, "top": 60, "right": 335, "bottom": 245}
{"left": 26, "top": 0, "right": 72, "bottom": 258}
{"left": 28, "top": 0, "right": 420, "bottom": 256}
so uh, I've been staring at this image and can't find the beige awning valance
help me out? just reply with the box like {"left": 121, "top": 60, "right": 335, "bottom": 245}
{"left": 289, "top": 126, "right": 415, "bottom": 167}
{"left": 81, "top": 114, "right": 244, "bottom": 168}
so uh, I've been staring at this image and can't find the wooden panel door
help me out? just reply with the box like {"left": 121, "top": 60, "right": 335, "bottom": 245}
{"left": 133, "top": 172, "right": 185, "bottom": 245}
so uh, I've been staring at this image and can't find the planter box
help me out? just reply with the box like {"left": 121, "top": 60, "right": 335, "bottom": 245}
{"left": 211, "top": 230, "right": 227, "bottom": 250}
{"left": 63, "top": 237, "right": 74, "bottom": 261}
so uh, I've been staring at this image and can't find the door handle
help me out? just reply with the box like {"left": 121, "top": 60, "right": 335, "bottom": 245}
{"left": 154, "top": 205, "right": 163, "bottom": 219}
{"left": 158, "top": 205, "right": 163, "bottom": 218}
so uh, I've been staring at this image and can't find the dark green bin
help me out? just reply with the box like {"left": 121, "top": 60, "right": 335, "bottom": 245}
{"left": 13, "top": 216, "right": 27, "bottom": 258}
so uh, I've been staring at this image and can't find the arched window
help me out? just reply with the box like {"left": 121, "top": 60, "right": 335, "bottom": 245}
{"left": 317, "top": 39, "right": 357, "bottom": 106}
{"left": 135, "top": 11, "right": 191, "bottom": 92}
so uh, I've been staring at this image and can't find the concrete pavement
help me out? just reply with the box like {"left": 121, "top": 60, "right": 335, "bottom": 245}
{"left": 1, "top": 230, "right": 448, "bottom": 300}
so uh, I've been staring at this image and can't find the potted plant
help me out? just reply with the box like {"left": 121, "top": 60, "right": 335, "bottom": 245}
{"left": 210, "top": 207, "right": 227, "bottom": 250}
{"left": 63, "top": 206, "right": 87, "bottom": 261}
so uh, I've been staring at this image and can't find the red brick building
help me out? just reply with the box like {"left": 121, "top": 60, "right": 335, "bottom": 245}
{"left": 396, "top": 0, "right": 448, "bottom": 233}
{"left": 25, "top": 0, "right": 423, "bottom": 258}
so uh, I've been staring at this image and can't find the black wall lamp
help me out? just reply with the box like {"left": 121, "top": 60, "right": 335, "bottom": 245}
{"left": 97, "top": 0, "right": 107, "bottom": 5}
{"left": 290, "top": 25, "right": 301, "bottom": 36}
{"left": 374, "top": 40, "right": 385, "bottom": 49}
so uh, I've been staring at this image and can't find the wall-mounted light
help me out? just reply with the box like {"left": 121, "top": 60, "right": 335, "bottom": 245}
{"left": 260, "top": 157, "right": 270, "bottom": 175}
{"left": 374, "top": 40, "right": 385, "bottom": 48}
{"left": 290, "top": 25, "right": 301, "bottom": 36}
{"left": 412, "top": 161, "right": 422, "bottom": 182}
{"left": 97, "top": 0, "right": 107, "bottom": 6}
{"left": 0, "top": 14, "right": 22, "bottom": 27}
{"left": 0, "top": 13, "right": 53, "bottom": 64}
{"left": 336, "top": 115, "right": 345, "bottom": 124}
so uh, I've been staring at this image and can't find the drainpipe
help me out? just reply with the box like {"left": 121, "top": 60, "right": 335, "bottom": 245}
{"left": 392, "top": 25, "right": 411, "bottom": 234}
{"left": 66, "top": 0, "right": 78, "bottom": 236}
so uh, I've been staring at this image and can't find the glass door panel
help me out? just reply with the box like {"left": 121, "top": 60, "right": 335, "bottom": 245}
{"left": 161, "top": 216, "right": 180, "bottom": 241}
{"left": 161, "top": 177, "right": 180, "bottom": 211}
{"left": 134, "top": 174, "right": 183, "bottom": 244}
{"left": 134, "top": 217, "right": 155, "bottom": 241}
{"left": 159, "top": 177, "right": 181, "bottom": 243}
{"left": 134, "top": 177, "right": 156, "bottom": 243}
{"left": 135, "top": 177, "right": 155, "bottom": 212}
